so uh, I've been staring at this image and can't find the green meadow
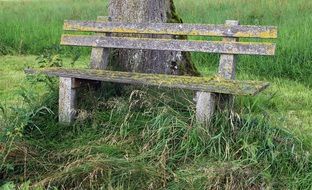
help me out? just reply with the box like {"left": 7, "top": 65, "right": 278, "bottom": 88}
{"left": 0, "top": 0, "right": 311, "bottom": 189}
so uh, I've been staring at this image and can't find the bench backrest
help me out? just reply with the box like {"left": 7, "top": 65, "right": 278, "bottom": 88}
{"left": 61, "top": 20, "right": 277, "bottom": 56}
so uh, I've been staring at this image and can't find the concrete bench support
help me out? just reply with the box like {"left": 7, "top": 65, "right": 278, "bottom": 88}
{"left": 59, "top": 16, "right": 111, "bottom": 124}
{"left": 196, "top": 20, "right": 239, "bottom": 123}
{"left": 59, "top": 77, "right": 77, "bottom": 124}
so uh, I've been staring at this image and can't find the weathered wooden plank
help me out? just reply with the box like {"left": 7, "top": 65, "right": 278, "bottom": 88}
{"left": 59, "top": 77, "right": 77, "bottom": 124}
{"left": 25, "top": 68, "right": 270, "bottom": 96}
{"left": 63, "top": 20, "right": 278, "bottom": 39}
{"left": 61, "top": 35, "right": 276, "bottom": 56}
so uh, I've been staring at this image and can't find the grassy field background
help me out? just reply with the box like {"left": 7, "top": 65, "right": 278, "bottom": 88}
{"left": 0, "top": 0, "right": 312, "bottom": 189}
{"left": 1, "top": 0, "right": 312, "bottom": 86}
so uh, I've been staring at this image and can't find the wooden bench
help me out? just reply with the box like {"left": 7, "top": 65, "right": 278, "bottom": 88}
{"left": 25, "top": 17, "right": 277, "bottom": 124}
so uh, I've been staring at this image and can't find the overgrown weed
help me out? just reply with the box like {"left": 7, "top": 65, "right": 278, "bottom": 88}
{"left": 1, "top": 79, "right": 311, "bottom": 189}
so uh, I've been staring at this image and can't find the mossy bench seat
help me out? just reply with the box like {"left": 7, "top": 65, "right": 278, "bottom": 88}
{"left": 25, "top": 17, "right": 277, "bottom": 124}
{"left": 25, "top": 68, "right": 269, "bottom": 96}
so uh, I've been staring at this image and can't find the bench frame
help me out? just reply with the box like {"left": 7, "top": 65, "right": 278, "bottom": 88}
{"left": 26, "top": 16, "right": 277, "bottom": 124}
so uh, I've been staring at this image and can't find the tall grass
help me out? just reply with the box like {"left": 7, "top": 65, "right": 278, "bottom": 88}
{"left": 1, "top": 76, "right": 311, "bottom": 189}
{"left": 0, "top": 0, "right": 312, "bottom": 86}
{"left": 178, "top": 0, "right": 312, "bottom": 87}
{"left": 1, "top": 0, "right": 312, "bottom": 189}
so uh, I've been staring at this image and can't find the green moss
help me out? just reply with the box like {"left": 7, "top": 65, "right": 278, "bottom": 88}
{"left": 29, "top": 67, "right": 268, "bottom": 96}
{"left": 166, "top": 0, "right": 200, "bottom": 76}
{"left": 166, "top": 0, "right": 182, "bottom": 24}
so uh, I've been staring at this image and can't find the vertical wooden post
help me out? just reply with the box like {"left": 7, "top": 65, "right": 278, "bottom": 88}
{"left": 59, "top": 77, "right": 78, "bottom": 124}
{"left": 90, "top": 16, "right": 112, "bottom": 69}
{"left": 196, "top": 20, "right": 239, "bottom": 124}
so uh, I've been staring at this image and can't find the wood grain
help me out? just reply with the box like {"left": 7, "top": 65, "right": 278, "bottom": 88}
{"left": 25, "top": 68, "right": 270, "bottom": 96}
{"left": 64, "top": 20, "right": 278, "bottom": 39}
{"left": 61, "top": 35, "right": 276, "bottom": 56}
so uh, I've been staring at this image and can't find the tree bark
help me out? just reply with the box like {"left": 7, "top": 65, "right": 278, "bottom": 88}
{"left": 108, "top": 0, "right": 199, "bottom": 76}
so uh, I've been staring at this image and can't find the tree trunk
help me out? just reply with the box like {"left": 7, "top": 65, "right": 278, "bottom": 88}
{"left": 108, "top": 0, "right": 199, "bottom": 76}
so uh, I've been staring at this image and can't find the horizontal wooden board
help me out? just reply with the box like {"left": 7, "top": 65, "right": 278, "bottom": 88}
{"left": 63, "top": 20, "right": 278, "bottom": 39}
{"left": 25, "top": 68, "right": 270, "bottom": 96}
{"left": 60, "top": 35, "right": 276, "bottom": 56}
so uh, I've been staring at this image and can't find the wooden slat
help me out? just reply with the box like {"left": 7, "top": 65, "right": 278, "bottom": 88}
{"left": 25, "top": 68, "right": 270, "bottom": 96}
{"left": 61, "top": 35, "right": 276, "bottom": 56}
{"left": 63, "top": 20, "right": 278, "bottom": 39}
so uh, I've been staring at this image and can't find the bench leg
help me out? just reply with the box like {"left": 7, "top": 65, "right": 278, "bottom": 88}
{"left": 196, "top": 20, "right": 239, "bottom": 125}
{"left": 196, "top": 92, "right": 216, "bottom": 123}
{"left": 90, "top": 16, "right": 111, "bottom": 70}
{"left": 59, "top": 77, "right": 77, "bottom": 124}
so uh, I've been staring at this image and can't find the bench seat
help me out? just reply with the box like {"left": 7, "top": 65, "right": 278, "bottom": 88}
{"left": 25, "top": 68, "right": 269, "bottom": 96}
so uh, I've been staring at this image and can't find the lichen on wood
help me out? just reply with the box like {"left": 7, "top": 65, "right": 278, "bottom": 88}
{"left": 63, "top": 21, "right": 278, "bottom": 39}
{"left": 25, "top": 68, "right": 270, "bottom": 96}
{"left": 60, "top": 34, "right": 276, "bottom": 56}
